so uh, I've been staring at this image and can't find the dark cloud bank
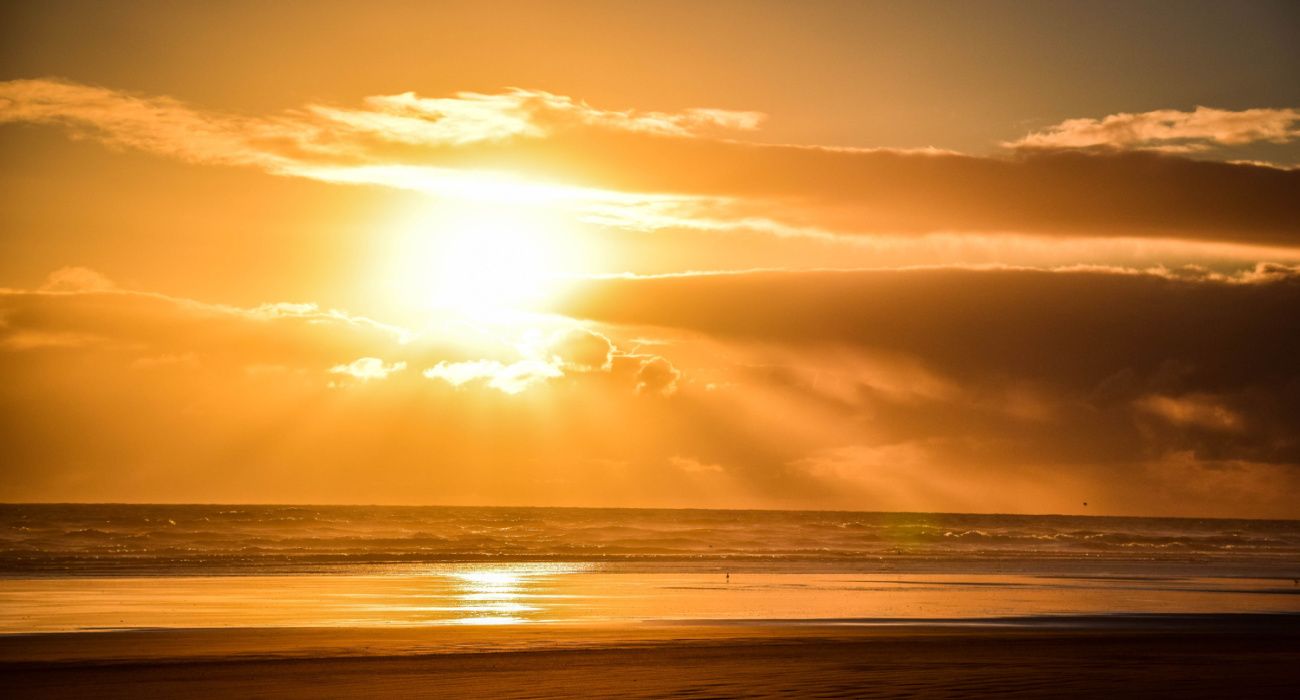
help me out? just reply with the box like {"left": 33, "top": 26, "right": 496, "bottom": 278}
{"left": 561, "top": 266, "right": 1300, "bottom": 471}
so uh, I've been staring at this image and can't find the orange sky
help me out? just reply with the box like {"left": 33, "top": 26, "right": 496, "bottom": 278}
{"left": 2, "top": 1, "right": 1299, "bottom": 517}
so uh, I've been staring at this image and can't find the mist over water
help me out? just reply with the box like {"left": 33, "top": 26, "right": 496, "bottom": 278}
{"left": 3, "top": 505, "right": 1297, "bottom": 577}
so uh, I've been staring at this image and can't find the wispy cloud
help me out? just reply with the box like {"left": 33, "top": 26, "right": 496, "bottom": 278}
{"left": 1008, "top": 106, "right": 1300, "bottom": 152}
{"left": 310, "top": 89, "right": 764, "bottom": 145}
{"left": 0, "top": 79, "right": 760, "bottom": 164}
{"left": 1, "top": 269, "right": 413, "bottom": 366}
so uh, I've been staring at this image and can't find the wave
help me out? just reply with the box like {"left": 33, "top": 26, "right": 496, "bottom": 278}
{"left": 2, "top": 504, "right": 1298, "bottom": 575}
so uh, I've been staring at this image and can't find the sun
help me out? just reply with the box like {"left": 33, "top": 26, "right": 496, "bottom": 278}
{"left": 381, "top": 201, "right": 590, "bottom": 319}
{"left": 427, "top": 208, "right": 561, "bottom": 312}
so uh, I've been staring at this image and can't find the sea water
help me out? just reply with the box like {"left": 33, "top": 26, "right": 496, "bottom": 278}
{"left": 2, "top": 505, "right": 1297, "bottom": 632}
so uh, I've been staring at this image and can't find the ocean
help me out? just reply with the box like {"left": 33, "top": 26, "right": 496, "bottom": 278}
{"left": 2, "top": 505, "right": 1297, "bottom": 633}
{"left": 3, "top": 504, "right": 1298, "bottom": 576}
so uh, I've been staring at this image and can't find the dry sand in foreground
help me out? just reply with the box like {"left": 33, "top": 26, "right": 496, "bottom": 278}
{"left": 4, "top": 620, "right": 1299, "bottom": 699}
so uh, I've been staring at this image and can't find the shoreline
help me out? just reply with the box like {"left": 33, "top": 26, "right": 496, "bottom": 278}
{"left": 6, "top": 555, "right": 1300, "bottom": 579}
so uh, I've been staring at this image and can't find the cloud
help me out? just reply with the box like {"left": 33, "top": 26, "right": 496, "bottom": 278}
{"left": 559, "top": 264, "right": 1300, "bottom": 378}
{"left": 329, "top": 357, "right": 406, "bottom": 381}
{"left": 423, "top": 358, "right": 561, "bottom": 394}
{"left": 1, "top": 271, "right": 413, "bottom": 371}
{"left": 548, "top": 328, "right": 614, "bottom": 371}
{"left": 4, "top": 79, "right": 1298, "bottom": 246}
{"left": 313, "top": 89, "right": 764, "bottom": 145}
{"left": 669, "top": 455, "right": 725, "bottom": 475}
{"left": 0, "top": 79, "right": 759, "bottom": 164}
{"left": 40, "top": 266, "right": 118, "bottom": 292}
{"left": 2, "top": 268, "right": 1298, "bottom": 516}
{"left": 562, "top": 142, "right": 1300, "bottom": 244}
{"left": 1008, "top": 106, "right": 1300, "bottom": 152}
{"left": 0, "top": 272, "right": 766, "bottom": 509}
{"left": 1135, "top": 394, "right": 1243, "bottom": 432}
{"left": 0, "top": 79, "right": 302, "bottom": 168}
{"left": 0, "top": 270, "right": 664, "bottom": 396}
{"left": 422, "top": 328, "right": 665, "bottom": 394}
{"left": 558, "top": 264, "right": 1300, "bottom": 467}
{"left": 634, "top": 355, "right": 681, "bottom": 397}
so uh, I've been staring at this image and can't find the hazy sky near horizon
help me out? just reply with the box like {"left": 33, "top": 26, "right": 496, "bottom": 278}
{"left": 2, "top": 1, "right": 1299, "bottom": 517}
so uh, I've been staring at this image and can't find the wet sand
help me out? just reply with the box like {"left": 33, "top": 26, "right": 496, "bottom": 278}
{"left": 5, "top": 569, "right": 1298, "bottom": 632}
{"left": 4, "top": 617, "right": 1299, "bottom": 699}
{"left": 3, "top": 567, "right": 1297, "bottom": 697}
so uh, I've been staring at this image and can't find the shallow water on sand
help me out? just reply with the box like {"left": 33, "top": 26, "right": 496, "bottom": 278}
{"left": 3, "top": 565, "right": 1297, "bottom": 633}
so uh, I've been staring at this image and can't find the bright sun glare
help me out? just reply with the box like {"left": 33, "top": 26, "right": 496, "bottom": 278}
{"left": 385, "top": 202, "right": 589, "bottom": 318}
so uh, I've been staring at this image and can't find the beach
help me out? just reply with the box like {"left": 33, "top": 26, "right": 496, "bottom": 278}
{"left": 7, "top": 2, "right": 1300, "bottom": 695}
{"left": 5, "top": 619, "right": 1300, "bottom": 698}
{"left": 2, "top": 505, "right": 1298, "bottom": 696}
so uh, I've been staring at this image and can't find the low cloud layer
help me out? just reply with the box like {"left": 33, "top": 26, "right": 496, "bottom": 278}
{"left": 557, "top": 265, "right": 1300, "bottom": 499}
{"left": 560, "top": 264, "right": 1300, "bottom": 393}
{"left": 2, "top": 266, "right": 1297, "bottom": 516}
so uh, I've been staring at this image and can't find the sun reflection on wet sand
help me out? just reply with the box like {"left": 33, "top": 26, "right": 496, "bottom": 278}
{"left": 447, "top": 569, "right": 533, "bottom": 624}
{"left": 442, "top": 563, "right": 587, "bottom": 625}
{"left": 328, "top": 563, "right": 590, "bottom": 626}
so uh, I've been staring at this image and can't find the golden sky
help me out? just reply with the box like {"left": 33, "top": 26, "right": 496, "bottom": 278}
{"left": 2, "top": 1, "right": 1299, "bottom": 517}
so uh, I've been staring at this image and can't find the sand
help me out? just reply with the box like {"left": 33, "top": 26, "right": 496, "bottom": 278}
{"left": 5, "top": 570, "right": 1297, "bottom": 633}
{"left": 3, "top": 568, "right": 1297, "bottom": 697}
{"left": 4, "top": 617, "right": 1299, "bottom": 698}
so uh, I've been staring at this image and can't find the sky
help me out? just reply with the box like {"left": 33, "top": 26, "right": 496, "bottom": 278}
{"left": 1, "top": 1, "right": 1298, "bottom": 517}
